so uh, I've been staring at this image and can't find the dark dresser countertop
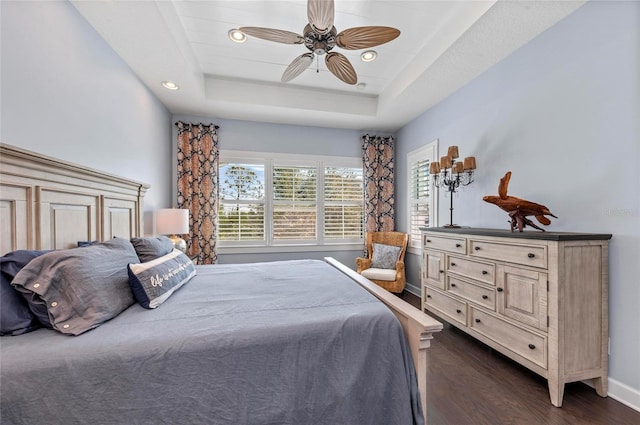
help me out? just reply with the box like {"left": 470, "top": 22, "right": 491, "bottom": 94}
{"left": 419, "top": 227, "right": 612, "bottom": 241}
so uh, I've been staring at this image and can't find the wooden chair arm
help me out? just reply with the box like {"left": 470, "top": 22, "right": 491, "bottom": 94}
{"left": 356, "top": 257, "right": 371, "bottom": 273}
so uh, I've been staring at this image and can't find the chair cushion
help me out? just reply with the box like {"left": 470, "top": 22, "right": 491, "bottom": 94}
{"left": 370, "top": 243, "right": 401, "bottom": 269}
{"left": 361, "top": 267, "right": 397, "bottom": 282}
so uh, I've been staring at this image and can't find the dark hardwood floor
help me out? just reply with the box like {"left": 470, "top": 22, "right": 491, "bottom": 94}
{"left": 401, "top": 292, "right": 640, "bottom": 425}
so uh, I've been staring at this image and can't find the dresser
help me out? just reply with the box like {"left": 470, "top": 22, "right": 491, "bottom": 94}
{"left": 421, "top": 227, "right": 611, "bottom": 407}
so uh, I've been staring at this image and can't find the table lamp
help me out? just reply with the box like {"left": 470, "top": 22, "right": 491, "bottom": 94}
{"left": 156, "top": 208, "right": 189, "bottom": 253}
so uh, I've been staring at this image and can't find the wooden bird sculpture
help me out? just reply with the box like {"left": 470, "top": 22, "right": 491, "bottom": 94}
{"left": 483, "top": 171, "right": 557, "bottom": 232}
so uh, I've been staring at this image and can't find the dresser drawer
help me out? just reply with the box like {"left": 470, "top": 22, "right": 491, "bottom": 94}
{"left": 423, "top": 234, "right": 466, "bottom": 254}
{"left": 424, "top": 287, "right": 467, "bottom": 326}
{"left": 469, "top": 307, "right": 547, "bottom": 369}
{"left": 448, "top": 276, "right": 495, "bottom": 311}
{"left": 469, "top": 239, "right": 547, "bottom": 269}
{"left": 447, "top": 255, "right": 495, "bottom": 285}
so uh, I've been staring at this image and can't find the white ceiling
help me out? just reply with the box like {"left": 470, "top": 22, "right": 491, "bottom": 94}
{"left": 70, "top": 0, "right": 586, "bottom": 132}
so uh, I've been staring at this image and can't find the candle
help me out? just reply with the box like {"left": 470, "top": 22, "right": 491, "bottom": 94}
{"left": 429, "top": 162, "right": 441, "bottom": 174}
{"left": 454, "top": 162, "right": 464, "bottom": 174}
{"left": 447, "top": 145, "right": 459, "bottom": 159}
{"left": 463, "top": 156, "right": 476, "bottom": 170}
{"left": 440, "top": 156, "right": 452, "bottom": 169}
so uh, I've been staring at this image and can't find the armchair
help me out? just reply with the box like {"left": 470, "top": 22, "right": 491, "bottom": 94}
{"left": 356, "top": 231, "right": 408, "bottom": 294}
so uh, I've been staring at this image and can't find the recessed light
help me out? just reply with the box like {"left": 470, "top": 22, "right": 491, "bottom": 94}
{"left": 356, "top": 83, "right": 366, "bottom": 90}
{"left": 360, "top": 50, "right": 377, "bottom": 62}
{"left": 228, "top": 29, "right": 247, "bottom": 43}
{"left": 161, "top": 81, "right": 180, "bottom": 91}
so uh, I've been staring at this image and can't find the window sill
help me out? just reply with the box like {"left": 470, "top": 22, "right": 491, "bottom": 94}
{"left": 218, "top": 243, "right": 364, "bottom": 255}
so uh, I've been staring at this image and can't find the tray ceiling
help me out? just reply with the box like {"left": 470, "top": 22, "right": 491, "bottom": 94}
{"left": 70, "top": 0, "right": 585, "bottom": 131}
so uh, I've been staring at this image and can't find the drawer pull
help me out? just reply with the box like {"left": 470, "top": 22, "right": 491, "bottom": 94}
{"left": 482, "top": 270, "right": 489, "bottom": 275}
{"left": 475, "top": 318, "right": 481, "bottom": 323}
{"left": 482, "top": 295, "right": 488, "bottom": 300}
{"left": 474, "top": 246, "right": 481, "bottom": 251}
{"left": 456, "top": 309, "right": 462, "bottom": 314}
{"left": 439, "top": 270, "right": 444, "bottom": 274}
{"left": 455, "top": 243, "right": 462, "bottom": 248}
{"left": 451, "top": 262, "right": 456, "bottom": 266}
{"left": 426, "top": 295, "right": 432, "bottom": 299}
{"left": 528, "top": 253, "right": 535, "bottom": 258}
{"left": 528, "top": 344, "right": 536, "bottom": 350}
{"left": 426, "top": 239, "right": 431, "bottom": 243}
{"left": 497, "top": 287, "right": 504, "bottom": 292}
{"left": 451, "top": 283, "right": 456, "bottom": 287}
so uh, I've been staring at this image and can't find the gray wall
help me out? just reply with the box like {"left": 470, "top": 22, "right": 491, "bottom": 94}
{"left": 1, "top": 0, "right": 172, "bottom": 234}
{"left": 395, "top": 1, "right": 639, "bottom": 399}
{"left": 172, "top": 115, "right": 365, "bottom": 266}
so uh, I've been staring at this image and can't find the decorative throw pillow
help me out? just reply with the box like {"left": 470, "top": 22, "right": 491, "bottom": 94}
{"left": 128, "top": 249, "right": 196, "bottom": 309}
{"left": 77, "top": 240, "right": 99, "bottom": 247}
{"left": 370, "top": 243, "right": 402, "bottom": 270}
{"left": 11, "top": 238, "right": 139, "bottom": 336}
{"left": 0, "top": 250, "right": 49, "bottom": 336}
{"left": 130, "top": 236, "right": 174, "bottom": 263}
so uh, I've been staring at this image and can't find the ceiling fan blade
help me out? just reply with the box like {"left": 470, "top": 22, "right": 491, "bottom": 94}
{"left": 282, "top": 53, "right": 314, "bottom": 82}
{"left": 336, "top": 26, "right": 401, "bottom": 50}
{"left": 325, "top": 52, "right": 357, "bottom": 85}
{"left": 239, "top": 27, "right": 303, "bottom": 44}
{"left": 308, "top": 0, "right": 334, "bottom": 35}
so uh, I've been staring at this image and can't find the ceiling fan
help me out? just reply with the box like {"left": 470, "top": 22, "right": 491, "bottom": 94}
{"left": 238, "top": 0, "right": 400, "bottom": 85}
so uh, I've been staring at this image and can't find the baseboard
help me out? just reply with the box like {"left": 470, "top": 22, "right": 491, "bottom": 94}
{"left": 582, "top": 377, "right": 640, "bottom": 412}
{"left": 603, "top": 377, "right": 640, "bottom": 412}
{"left": 405, "top": 281, "right": 421, "bottom": 297}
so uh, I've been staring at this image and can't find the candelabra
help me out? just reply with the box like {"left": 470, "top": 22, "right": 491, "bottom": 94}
{"left": 429, "top": 146, "right": 477, "bottom": 228}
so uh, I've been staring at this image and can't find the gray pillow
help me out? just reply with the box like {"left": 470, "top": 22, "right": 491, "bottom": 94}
{"left": 130, "top": 236, "right": 174, "bottom": 262}
{"left": 370, "top": 243, "right": 402, "bottom": 270}
{"left": 11, "top": 238, "right": 139, "bottom": 335}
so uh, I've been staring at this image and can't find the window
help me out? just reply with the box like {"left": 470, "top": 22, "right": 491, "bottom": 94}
{"left": 407, "top": 141, "right": 438, "bottom": 252}
{"left": 218, "top": 161, "right": 265, "bottom": 242}
{"left": 218, "top": 151, "right": 363, "bottom": 251}
{"left": 272, "top": 164, "right": 317, "bottom": 241}
{"left": 324, "top": 166, "right": 364, "bottom": 240}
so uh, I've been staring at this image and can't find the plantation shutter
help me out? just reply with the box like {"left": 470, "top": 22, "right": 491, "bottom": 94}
{"left": 409, "top": 157, "right": 432, "bottom": 249}
{"left": 324, "top": 167, "right": 364, "bottom": 240}
{"left": 218, "top": 162, "right": 265, "bottom": 241}
{"left": 272, "top": 165, "right": 317, "bottom": 240}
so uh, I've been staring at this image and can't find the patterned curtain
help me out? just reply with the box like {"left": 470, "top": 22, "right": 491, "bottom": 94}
{"left": 176, "top": 122, "right": 219, "bottom": 264}
{"left": 362, "top": 134, "right": 395, "bottom": 236}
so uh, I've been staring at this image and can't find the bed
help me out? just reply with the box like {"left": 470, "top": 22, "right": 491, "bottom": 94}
{"left": 0, "top": 143, "right": 442, "bottom": 424}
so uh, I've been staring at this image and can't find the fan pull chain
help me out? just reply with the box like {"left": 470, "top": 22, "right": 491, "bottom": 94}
{"left": 316, "top": 55, "right": 319, "bottom": 73}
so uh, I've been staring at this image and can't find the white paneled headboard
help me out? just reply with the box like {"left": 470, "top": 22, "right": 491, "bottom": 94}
{"left": 0, "top": 143, "right": 149, "bottom": 255}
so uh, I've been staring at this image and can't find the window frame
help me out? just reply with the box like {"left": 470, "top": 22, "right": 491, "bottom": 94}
{"left": 406, "top": 140, "right": 439, "bottom": 255}
{"left": 218, "top": 155, "right": 268, "bottom": 247}
{"left": 271, "top": 159, "right": 319, "bottom": 245}
{"left": 218, "top": 150, "right": 364, "bottom": 254}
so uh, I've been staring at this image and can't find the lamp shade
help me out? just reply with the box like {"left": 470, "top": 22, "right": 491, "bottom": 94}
{"left": 156, "top": 209, "right": 189, "bottom": 235}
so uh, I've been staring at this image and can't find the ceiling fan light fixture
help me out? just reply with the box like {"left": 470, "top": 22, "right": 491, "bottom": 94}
{"left": 361, "top": 50, "right": 377, "bottom": 62}
{"left": 228, "top": 29, "right": 247, "bottom": 43}
{"left": 237, "top": 0, "right": 399, "bottom": 85}
{"left": 161, "top": 80, "right": 180, "bottom": 91}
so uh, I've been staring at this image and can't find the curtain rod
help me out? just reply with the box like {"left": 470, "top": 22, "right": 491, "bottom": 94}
{"left": 174, "top": 121, "right": 219, "bottom": 130}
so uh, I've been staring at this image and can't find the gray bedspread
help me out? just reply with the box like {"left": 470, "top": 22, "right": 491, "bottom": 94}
{"left": 1, "top": 259, "right": 423, "bottom": 425}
